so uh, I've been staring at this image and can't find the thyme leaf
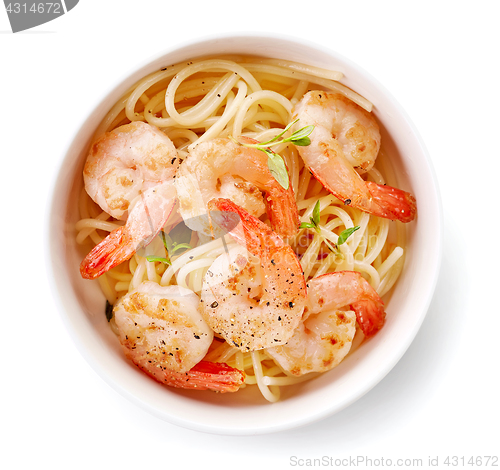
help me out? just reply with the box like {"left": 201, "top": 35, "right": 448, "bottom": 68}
{"left": 312, "top": 200, "right": 321, "bottom": 226}
{"left": 300, "top": 201, "right": 360, "bottom": 255}
{"left": 229, "top": 119, "right": 314, "bottom": 190}
{"left": 146, "top": 256, "right": 172, "bottom": 265}
{"left": 265, "top": 149, "right": 290, "bottom": 190}
{"left": 337, "top": 226, "right": 360, "bottom": 246}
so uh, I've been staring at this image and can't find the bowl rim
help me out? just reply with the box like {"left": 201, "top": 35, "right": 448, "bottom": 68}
{"left": 46, "top": 31, "right": 443, "bottom": 435}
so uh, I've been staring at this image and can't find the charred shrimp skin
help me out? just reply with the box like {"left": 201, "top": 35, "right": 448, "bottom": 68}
{"left": 113, "top": 281, "right": 244, "bottom": 393}
{"left": 200, "top": 198, "right": 307, "bottom": 352}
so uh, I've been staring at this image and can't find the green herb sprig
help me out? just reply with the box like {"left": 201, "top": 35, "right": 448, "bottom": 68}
{"left": 337, "top": 226, "right": 360, "bottom": 246}
{"left": 241, "top": 119, "right": 314, "bottom": 149}
{"left": 145, "top": 255, "right": 171, "bottom": 265}
{"left": 300, "top": 200, "right": 360, "bottom": 254}
{"left": 230, "top": 119, "right": 314, "bottom": 190}
{"left": 146, "top": 224, "right": 193, "bottom": 265}
{"left": 300, "top": 199, "right": 322, "bottom": 233}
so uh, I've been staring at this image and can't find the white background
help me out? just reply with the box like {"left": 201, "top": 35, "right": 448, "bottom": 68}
{"left": 1, "top": 1, "right": 499, "bottom": 469}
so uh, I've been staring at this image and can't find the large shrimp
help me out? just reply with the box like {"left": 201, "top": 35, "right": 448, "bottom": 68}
{"left": 113, "top": 281, "right": 245, "bottom": 392}
{"left": 266, "top": 271, "right": 385, "bottom": 376}
{"left": 293, "top": 91, "right": 416, "bottom": 222}
{"left": 80, "top": 122, "right": 179, "bottom": 279}
{"left": 200, "top": 198, "right": 307, "bottom": 352}
{"left": 175, "top": 138, "right": 299, "bottom": 237}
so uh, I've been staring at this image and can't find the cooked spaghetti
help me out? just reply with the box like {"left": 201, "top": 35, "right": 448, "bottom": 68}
{"left": 75, "top": 56, "right": 413, "bottom": 402}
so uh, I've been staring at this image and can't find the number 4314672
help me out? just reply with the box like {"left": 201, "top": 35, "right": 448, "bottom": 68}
{"left": 5, "top": 3, "right": 62, "bottom": 14}
{"left": 444, "top": 456, "right": 498, "bottom": 466}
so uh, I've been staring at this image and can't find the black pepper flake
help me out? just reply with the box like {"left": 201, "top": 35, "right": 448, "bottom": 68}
{"left": 278, "top": 316, "right": 281, "bottom": 321}
{"left": 344, "top": 199, "right": 351, "bottom": 205}
{"left": 194, "top": 334, "right": 200, "bottom": 339}
{"left": 271, "top": 259, "right": 275, "bottom": 265}
{"left": 210, "top": 301, "right": 219, "bottom": 308}
{"left": 105, "top": 300, "right": 113, "bottom": 322}
{"left": 171, "top": 157, "right": 177, "bottom": 164}
{"left": 289, "top": 302, "right": 294, "bottom": 308}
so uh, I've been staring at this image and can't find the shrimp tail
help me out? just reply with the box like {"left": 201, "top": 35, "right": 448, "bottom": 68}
{"left": 350, "top": 298, "right": 386, "bottom": 337}
{"left": 309, "top": 163, "right": 416, "bottom": 223}
{"left": 365, "top": 181, "right": 417, "bottom": 223}
{"left": 80, "top": 226, "right": 135, "bottom": 280}
{"left": 154, "top": 361, "right": 245, "bottom": 393}
{"left": 264, "top": 182, "right": 300, "bottom": 237}
{"left": 209, "top": 198, "right": 287, "bottom": 255}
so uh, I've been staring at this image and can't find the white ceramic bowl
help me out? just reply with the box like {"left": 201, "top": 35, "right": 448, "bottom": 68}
{"left": 47, "top": 33, "right": 442, "bottom": 435}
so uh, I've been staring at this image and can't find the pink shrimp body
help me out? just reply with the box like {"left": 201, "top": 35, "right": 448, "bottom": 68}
{"left": 200, "top": 198, "right": 307, "bottom": 352}
{"left": 293, "top": 91, "right": 416, "bottom": 222}
{"left": 265, "top": 309, "right": 356, "bottom": 376}
{"left": 307, "top": 271, "right": 386, "bottom": 336}
{"left": 266, "top": 271, "right": 385, "bottom": 376}
{"left": 113, "top": 281, "right": 244, "bottom": 393}
{"left": 80, "top": 122, "right": 179, "bottom": 279}
{"left": 175, "top": 137, "right": 299, "bottom": 237}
